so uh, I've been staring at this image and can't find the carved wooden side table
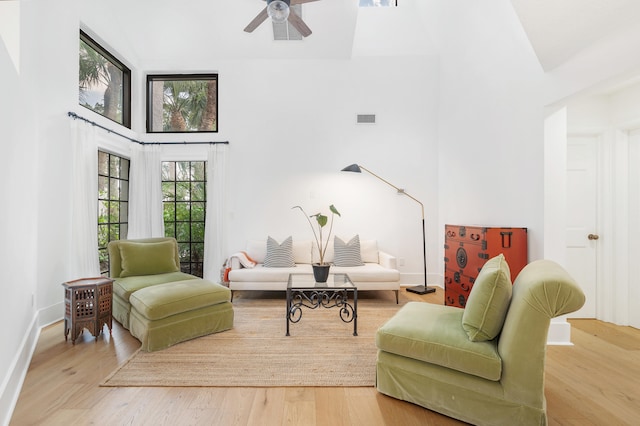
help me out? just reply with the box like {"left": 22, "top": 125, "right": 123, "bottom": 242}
{"left": 62, "top": 277, "right": 114, "bottom": 344}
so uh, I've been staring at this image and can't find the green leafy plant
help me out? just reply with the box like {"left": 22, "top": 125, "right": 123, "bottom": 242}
{"left": 292, "top": 204, "right": 341, "bottom": 265}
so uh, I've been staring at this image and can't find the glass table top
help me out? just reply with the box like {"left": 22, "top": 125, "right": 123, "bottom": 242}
{"left": 287, "top": 273, "right": 355, "bottom": 289}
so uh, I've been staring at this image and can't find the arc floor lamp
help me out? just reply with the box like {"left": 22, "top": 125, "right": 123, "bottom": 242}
{"left": 341, "top": 164, "right": 436, "bottom": 295}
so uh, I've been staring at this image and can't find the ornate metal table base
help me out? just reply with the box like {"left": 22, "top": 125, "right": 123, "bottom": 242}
{"left": 286, "top": 287, "right": 358, "bottom": 336}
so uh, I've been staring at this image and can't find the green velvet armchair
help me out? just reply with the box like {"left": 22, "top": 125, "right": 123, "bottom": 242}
{"left": 376, "top": 258, "right": 585, "bottom": 426}
{"left": 108, "top": 237, "right": 199, "bottom": 329}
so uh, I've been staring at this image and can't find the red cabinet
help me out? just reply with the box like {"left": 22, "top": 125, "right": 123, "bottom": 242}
{"left": 444, "top": 225, "right": 527, "bottom": 308}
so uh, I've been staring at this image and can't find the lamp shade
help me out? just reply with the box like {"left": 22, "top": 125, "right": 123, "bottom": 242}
{"left": 341, "top": 164, "right": 362, "bottom": 173}
{"left": 267, "top": 0, "right": 290, "bottom": 23}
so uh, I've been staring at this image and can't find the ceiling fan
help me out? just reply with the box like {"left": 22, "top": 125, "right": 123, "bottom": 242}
{"left": 244, "top": 0, "right": 320, "bottom": 38}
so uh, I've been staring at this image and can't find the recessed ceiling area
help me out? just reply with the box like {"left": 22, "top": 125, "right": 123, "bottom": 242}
{"left": 511, "top": 0, "right": 640, "bottom": 71}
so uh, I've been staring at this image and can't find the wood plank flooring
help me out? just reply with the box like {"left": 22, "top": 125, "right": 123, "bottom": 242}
{"left": 9, "top": 288, "right": 640, "bottom": 426}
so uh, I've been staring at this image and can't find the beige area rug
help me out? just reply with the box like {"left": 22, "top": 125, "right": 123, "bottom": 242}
{"left": 101, "top": 291, "right": 406, "bottom": 387}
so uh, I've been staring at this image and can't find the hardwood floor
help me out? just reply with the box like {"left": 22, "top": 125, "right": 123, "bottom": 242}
{"left": 10, "top": 288, "right": 640, "bottom": 426}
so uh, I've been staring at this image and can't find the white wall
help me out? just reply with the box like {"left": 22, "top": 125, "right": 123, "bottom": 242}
{"left": 217, "top": 56, "right": 439, "bottom": 283}
{"left": 0, "top": 2, "right": 40, "bottom": 421}
{"left": 432, "top": 1, "right": 546, "bottom": 266}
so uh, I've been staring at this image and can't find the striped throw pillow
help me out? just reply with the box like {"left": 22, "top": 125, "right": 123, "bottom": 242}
{"left": 264, "top": 236, "right": 295, "bottom": 268}
{"left": 333, "top": 235, "right": 364, "bottom": 267}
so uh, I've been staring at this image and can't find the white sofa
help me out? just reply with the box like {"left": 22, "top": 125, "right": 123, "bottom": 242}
{"left": 228, "top": 238, "right": 401, "bottom": 303}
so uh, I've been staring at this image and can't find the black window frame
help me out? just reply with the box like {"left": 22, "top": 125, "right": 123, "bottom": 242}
{"left": 146, "top": 73, "right": 219, "bottom": 133}
{"left": 79, "top": 30, "right": 131, "bottom": 128}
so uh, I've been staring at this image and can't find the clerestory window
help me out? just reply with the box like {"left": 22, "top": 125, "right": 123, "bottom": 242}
{"left": 79, "top": 31, "right": 131, "bottom": 128}
{"left": 147, "top": 74, "right": 218, "bottom": 133}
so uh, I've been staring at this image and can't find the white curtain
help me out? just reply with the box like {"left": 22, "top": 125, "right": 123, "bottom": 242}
{"left": 203, "top": 143, "right": 229, "bottom": 281}
{"left": 128, "top": 144, "right": 164, "bottom": 239}
{"left": 70, "top": 119, "right": 100, "bottom": 278}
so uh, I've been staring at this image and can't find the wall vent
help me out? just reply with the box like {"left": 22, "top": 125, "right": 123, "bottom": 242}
{"left": 357, "top": 114, "right": 376, "bottom": 124}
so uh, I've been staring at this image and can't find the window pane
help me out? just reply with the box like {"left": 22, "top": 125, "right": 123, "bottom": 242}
{"left": 110, "top": 224, "right": 120, "bottom": 241}
{"left": 163, "top": 203, "right": 175, "bottom": 221}
{"left": 120, "top": 180, "right": 129, "bottom": 200}
{"left": 98, "top": 151, "right": 109, "bottom": 175}
{"left": 147, "top": 74, "right": 218, "bottom": 133}
{"left": 191, "top": 202, "right": 205, "bottom": 221}
{"left": 98, "top": 176, "right": 108, "bottom": 199}
{"left": 192, "top": 162, "right": 205, "bottom": 181}
{"left": 120, "top": 158, "right": 130, "bottom": 179}
{"left": 110, "top": 179, "right": 120, "bottom": 200}
{"left": 99, "top": 248, "right": 109, "bottom": 275}
{"left": 120, "top": 202, "right": 128, "bottom": 221}
{"left": 110, "top": 156, "right": 120, "bottom": 178}
{"left": 193, "top": 243, "right": 205, "bottom": 261}
{"left": 178, "top": 242, "right": 191, "bottom": 261}
{"left": 176, "top": 202, "right": 190, "bottom": 221}
{"left": 162, "top": 162, "right": 175, "bottom": 181}
{"left": 98, "top": 200, "right": 109, "bottom": 223}
{"left": 192, "top": 222, "right": 205, "bottom": 242}
{"left": 162, "top": 182, "right": 175, "bottom": 201}
{"left": 98, "top": 225, "right": 109, "bottom": 246}
{"left": 176, "top": 162, "right": 190, "bottom": 181}
{"left": 192, "top": 182, "right": 205, "bottom": 201}
{"left": 164, "top": 222, "right": 175, "bottom": 237}
{"left": 176, "top": 182, "right": 190, "bottom": 201}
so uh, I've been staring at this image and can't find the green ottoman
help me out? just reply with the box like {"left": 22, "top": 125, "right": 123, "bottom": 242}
{"left": 129, "top": 279, "right": 233, "bottom": 351}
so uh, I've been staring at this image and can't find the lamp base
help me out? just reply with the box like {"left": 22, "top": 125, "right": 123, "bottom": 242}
{"left": 406, "top": 285, "right": 436, "bottom": 295}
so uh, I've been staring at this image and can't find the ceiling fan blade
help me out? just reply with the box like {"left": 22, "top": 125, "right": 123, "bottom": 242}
{"left": 244, "top": 7, "right": 268, "bottom": 33}
{"left": 288, "top": 9, "right": 312, "bottom": 37}
{"left": 291, "top": 0, "right": 321, "bottom": 4}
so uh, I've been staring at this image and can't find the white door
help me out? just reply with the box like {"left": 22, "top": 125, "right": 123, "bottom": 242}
{"left": 566, "top": 135, "right": 598, "bottom": 318}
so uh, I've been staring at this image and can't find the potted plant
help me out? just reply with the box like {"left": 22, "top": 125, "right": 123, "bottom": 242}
{"left": 292, "top": 204, "right": 341, "bottom": 283}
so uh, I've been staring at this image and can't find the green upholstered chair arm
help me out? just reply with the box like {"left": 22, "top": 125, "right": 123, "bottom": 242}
{"left": 497, "top": 259, "right": 586, "bottom": 406}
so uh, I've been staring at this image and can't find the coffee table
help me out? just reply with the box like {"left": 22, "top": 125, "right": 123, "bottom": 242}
{"left": 286, "top": 273, "right": 358, "bottom": 336}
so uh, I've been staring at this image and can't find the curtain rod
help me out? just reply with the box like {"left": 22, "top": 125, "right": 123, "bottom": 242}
{"left": 67, "top": 112, "right": 229, "bottom": 145}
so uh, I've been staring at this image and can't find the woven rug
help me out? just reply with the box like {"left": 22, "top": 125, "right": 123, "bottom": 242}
{"left": 101, "top": 292, "right": 405, "bottom": 387}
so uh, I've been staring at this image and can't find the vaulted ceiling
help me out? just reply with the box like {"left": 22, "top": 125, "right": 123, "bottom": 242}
{"left": 79, "top": 0, "right": 436, "bottom": 70}
{"left": 79, "top": 0, "right": 640, "bottom": 73}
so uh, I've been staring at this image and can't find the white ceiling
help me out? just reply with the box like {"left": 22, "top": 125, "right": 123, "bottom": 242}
{"left": 79, "top": 0, "right": 640, "bottom": 73}
{"left": 79, "top": 0, "right": 435, "bottom": 71}
{"left": 511, "top": 0, "right": 640, "bottom": 71}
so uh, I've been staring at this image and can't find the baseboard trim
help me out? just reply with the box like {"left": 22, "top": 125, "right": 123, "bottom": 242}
{"left": 0, "top": 301, "right": 63, "bottom": 426}
{"left": 547, "top": 318, "right": 574, "bottom": 345}
{"left": 0, "top": 314, "right": 40, "bottom": 426}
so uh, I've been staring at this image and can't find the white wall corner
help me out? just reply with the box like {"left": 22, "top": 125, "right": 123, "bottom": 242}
{"left": 547, "top": 318, "right": 574, "bottom": 345}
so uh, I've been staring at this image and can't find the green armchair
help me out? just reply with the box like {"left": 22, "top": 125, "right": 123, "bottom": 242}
{"left": 376, "top": 258, "right": 585, "bottom": 426}
{"left": 108, "top": 237, "right": 199, "bottom": 329}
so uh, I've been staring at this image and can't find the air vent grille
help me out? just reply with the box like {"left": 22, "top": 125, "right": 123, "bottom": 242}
{"left": 357, "top": 114, "right": 376, "bottom": 124}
